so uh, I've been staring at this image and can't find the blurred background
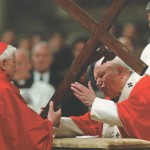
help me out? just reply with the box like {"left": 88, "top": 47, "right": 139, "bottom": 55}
{"left": 0, "top": 0, "right": 150, "bottom": 46}
{"left": 1, "top": 0, "right": 150, "bottom": 116}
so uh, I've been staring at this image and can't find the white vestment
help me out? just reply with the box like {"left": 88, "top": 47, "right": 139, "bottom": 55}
{"left": 20, "top": 81, "right": 55, "bottom": 114}
{"left": 140, "top": 43, "right": 150, "bottom": 74}
{"left": 55, "top": 72, "right": 141, "bottom": 138}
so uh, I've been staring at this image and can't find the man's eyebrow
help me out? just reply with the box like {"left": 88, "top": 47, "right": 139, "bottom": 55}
{"left": 98, "top": 69, "right": 104, "bottom": 74}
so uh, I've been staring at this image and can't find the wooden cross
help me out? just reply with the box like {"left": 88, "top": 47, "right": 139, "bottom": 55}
{"left": 41, "top": 0, "right": 148, "bottom": 118}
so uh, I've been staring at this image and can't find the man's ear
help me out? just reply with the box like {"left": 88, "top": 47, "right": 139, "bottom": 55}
{"left": 0, "top": 60, "right": 7, "bottom": 71}
{"left": 117, "top": 66, "right": 124, "bottom": 79}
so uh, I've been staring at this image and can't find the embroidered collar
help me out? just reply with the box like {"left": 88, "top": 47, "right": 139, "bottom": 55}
{"left": 119, "top": 72, "right": 143, "bottom": 102}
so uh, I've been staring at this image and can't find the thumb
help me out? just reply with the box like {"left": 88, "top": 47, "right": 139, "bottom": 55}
{"left": 56, "top": 108, "right": 62, "bottom": 116}
{"left": 88, "top": 81, "right": 93, "bottom": 91}
{"left": 49, "top": 101, "right": 54, "bottom": 110}
{"left": 49, "top": 101, "right": 54, "bottom": 113}
{"left": 58, "top": 108, "right": 61, "bottom": 113}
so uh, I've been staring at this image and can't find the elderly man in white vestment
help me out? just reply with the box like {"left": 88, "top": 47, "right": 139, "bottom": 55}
{"left": 51, "top": 57, "right": 143, "bottom": 139}
{"left": 51, "top": 54, "right": 150, "bottom": 141}
{"left": 52, "top": 2, "right": 150, "bottom": 140}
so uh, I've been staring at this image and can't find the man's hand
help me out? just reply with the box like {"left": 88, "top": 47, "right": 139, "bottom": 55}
{"left": 48, "top": 101, "right": 61, "bottom": 127}
{"left": 71, "top": 81, "right": 96, "bottom": 107}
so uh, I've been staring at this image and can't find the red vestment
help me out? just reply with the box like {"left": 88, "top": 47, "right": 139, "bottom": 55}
{"left": 71, "top": 98, "right": 114, "bottom": 137}
{"left": 71, "top": 112, "right": 103, "bottom": 136}
{"left": 71, "top": 112, "right": 127, "bottom": 138}
{"left": 0, "top": 71, "right": 52, "bottom": 150}
{"left": 71, "top": 76, "right": 150, "bottom": 141}
{"left": 117, "top": 76, "right": 150, "bottom": 141}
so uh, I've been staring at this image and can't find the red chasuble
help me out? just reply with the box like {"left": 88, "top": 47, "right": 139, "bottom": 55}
{"left": 0, "top": 71, "right": 52, "bottom": 150}
{"left": 117, "top": 76, "right": 150, "bottom": 141}
{"left": 71, "top": 112, "right": 103, "bottom": 136}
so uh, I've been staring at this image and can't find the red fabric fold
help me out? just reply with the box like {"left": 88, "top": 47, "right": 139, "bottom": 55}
{"left": 0, "top": 71, "right": 52, "bottom": 150}
{"left": 117, "top": 76, "right": 150, "bottom": 141}
{"left": 71, "top": 112, "right": 102, "bottom": 137}
{"left": 0, "top": 42, "right": 8, "bottom": 55}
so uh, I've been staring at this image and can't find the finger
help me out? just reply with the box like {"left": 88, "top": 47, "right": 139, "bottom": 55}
{"left": 73, "top": 93, "right": 89, "bottom": 106}
{"left": 48, "top": 101, "right": 54, "bottom": 119}
{"left": 56, "top": 108, "right": 62, "bottom": 115}
{"left": 88, "top": 81, "right": 93, "bottom": 91}
{"left": 72, "top": 82, "right": 87, "bottom": 92}
{"left": 74, "top": 94, "right": 89, "bottom": 106}
{"left": 73, "top": 92, "right": 84, "bottom": 102}
{"left": 49, "top": 101, "right": 54, "bottom": 114}
{"left": 75, "top": 82, "right": 86, "bottom": 89}
{"left": 71, "top": 83, "right": 83, "bottom": 91}
{"left": 71, "top": 86, "right": 83, "bottom": 95}
{"left": 49, "top": 101, "right": 53, "bottom": 109}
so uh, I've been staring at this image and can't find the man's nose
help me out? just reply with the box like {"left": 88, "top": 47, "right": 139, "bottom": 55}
{"left": 96, "top": 79, "right": 102, "bottom": 86}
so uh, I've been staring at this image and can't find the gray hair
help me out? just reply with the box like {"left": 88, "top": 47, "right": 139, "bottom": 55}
{"left": 32, "top": 42, "right": 48, "bottom": 53}
{"left": 0, "top": 45, "right": 17, "bottom": 61}
{"left": 112, "top": 56, "right": 132, "bottom": 71}
{"left": 96, "top": 56, "right": 132, "bottom": 71}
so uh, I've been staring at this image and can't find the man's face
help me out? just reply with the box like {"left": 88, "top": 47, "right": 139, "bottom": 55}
{"left": 14, "top": 51, "right": 31, "bottom": 80}
{"left": 147, "top": 12, "right": 150, "bottom": 28}
{"left": 32, "top": 45, "right": 53, "bottom": 73}
{"left": 3, "top": 55, "right": 16, "bottom": 81}
{"left": 94, "top": 62, "right": 122, "bottom": 98}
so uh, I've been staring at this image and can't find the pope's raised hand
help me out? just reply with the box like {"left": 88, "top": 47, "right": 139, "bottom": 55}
{"left": 71, "top": 81, "right": 96, "bottom": 107}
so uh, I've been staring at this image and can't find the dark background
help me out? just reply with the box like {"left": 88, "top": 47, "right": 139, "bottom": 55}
{"left": 0, "top": 0, "right": 149, "bottom": 44}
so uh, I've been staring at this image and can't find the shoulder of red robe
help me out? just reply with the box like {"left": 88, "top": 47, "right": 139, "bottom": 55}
{"left": 0, "top": 42, "right": 8, "bottom": 55}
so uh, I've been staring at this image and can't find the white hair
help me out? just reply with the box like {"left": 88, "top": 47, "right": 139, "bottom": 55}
{"left": 0, "top": 45, "right": 17, "bottom": 61}
{"left": 32, "top": 41, "right": 48, "bottom": 53}
{"left": 96, "top": 56, "right": 132, "bottom": 71}
{"left": 112, "top": 56, "right": 132, "bottom": 71}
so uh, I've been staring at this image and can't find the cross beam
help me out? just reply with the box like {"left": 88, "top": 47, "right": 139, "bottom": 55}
{"left": 54, "top": 0, "right": 147, "bottom": 74}
{"left": 41, "top": 0, "right": 148, "bottom": 118}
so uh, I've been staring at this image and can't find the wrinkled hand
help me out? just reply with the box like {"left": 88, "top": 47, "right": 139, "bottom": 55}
{"left": 48, "top": 101, "right": 61, "bottom": 127}
{"left": 71, "top": 81, "right": 96, "bottom": 107}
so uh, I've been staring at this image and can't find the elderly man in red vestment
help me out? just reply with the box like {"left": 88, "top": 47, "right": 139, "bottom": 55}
{"left": 0, "top": 42, "right": 60, "bottom": 150}
{"left": 69, "top": 56, "right": 150, "bottom": 141}
{"left": 53, "top": 55, "right": 150, "bottom": 141}
{"left": 51, "top": 1, "right": 150, "bottom": 141}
